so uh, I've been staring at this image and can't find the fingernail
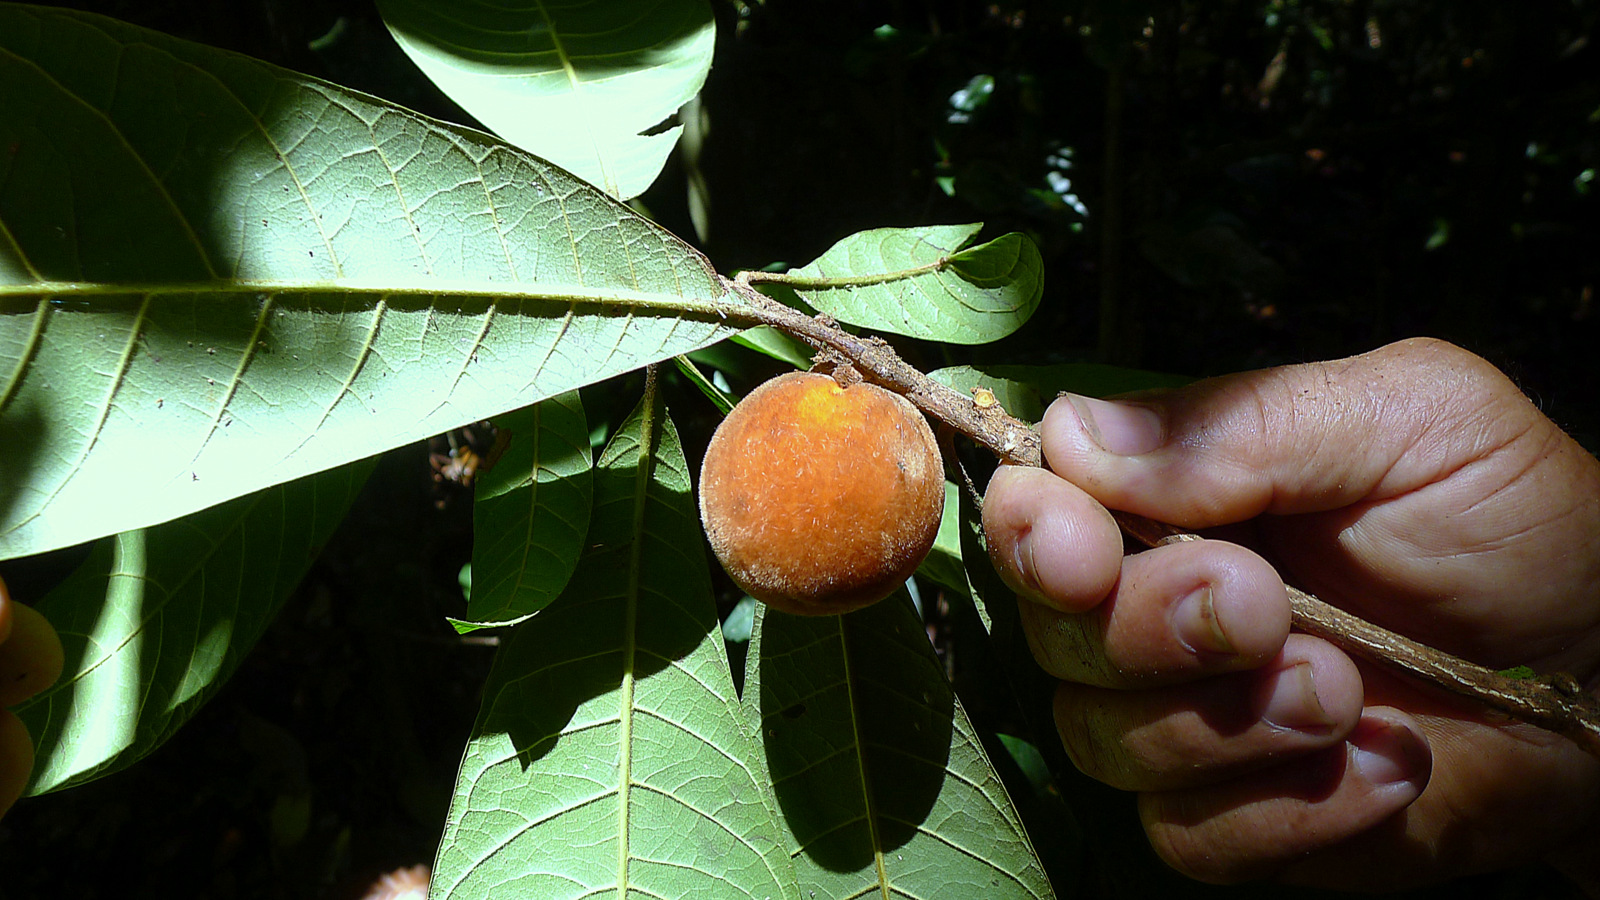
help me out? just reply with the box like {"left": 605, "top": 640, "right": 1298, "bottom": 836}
{"left": 1349, "top": 718, "right": 1429, "bottom": 786}
{"left": 1064, "top": 394, "right": 1163, "bottom": 456}
{"left": 1259, "top": 662, "right": 1335, "bottom": 732}
{"left": 1172, "top": 586, "right": 1234, "bottom": 656}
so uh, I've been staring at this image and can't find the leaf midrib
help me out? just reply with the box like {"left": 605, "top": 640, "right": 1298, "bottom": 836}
{"left": 0, "top": 278, "right": 732, "bottom": 314}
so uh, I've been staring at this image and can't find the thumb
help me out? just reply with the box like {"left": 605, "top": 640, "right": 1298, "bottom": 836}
{"left": 1041, "top": 338, "right": 1544, "bottom": 528}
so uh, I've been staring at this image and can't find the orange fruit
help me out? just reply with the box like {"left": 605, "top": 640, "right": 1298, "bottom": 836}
{"left": 699, "top": 372, "right": 944, "bottom": 615}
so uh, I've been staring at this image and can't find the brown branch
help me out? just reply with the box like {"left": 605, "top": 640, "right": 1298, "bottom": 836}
{"left": 717, "top": 275, "right": 1600, "bottom": 760}
{"left": 1114, "top": 515, "right": 1600, "bottom": 759}
{"left": 722, "top": 277, "right": 1041, "bottom": 464}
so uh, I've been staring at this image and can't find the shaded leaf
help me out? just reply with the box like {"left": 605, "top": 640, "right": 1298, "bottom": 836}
{"left": 749, "top": 595, "right": 1054, "bottom": 899}
{"left": 432, "top": 385, "right": 795, "bottom": 899}
{"left": 918, "top": 480, "right": 970, "bottom": 598}
{"left": 672, "top": 353, "right": 736, "bottom": 415}
{"left": 728, "top": 325, "right": 814, "bottom": 370}
{"left": 0, "top": 6, "right": 737, "bottom": 560}
{"left": 455, "top": 392, "right": 592, "bottom": 632}
{"left": 721, "top": 595, "right": 757, "bottom": 644}
{"left": 930, "top": 363, "right": 1193, "bottom": 423}
{"left": 15, "top": 460, "right": 373, "bottom": 794}
{"left": 785, "top": 224, "right": 1042, "bottom": 344}
{"left": 379, "top": 0, "right": 715, "bottom": 200}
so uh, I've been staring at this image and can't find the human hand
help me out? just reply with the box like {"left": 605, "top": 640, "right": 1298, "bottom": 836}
{"left": 0, "top": 575, "right": 64, "bottom": 818}
{"left": 981, "top": 338, "right": 1600, "bottom": 890}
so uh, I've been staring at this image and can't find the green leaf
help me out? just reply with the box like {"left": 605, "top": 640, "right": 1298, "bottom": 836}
{"left": 15, "top": 460, "right": 373, "bottom": 794}
{"left": 955, "top": 484, "right": 1068, "bottom": 783}
{"left": 783, "top": 224, "right": 1043, "bottom": 344}
{"left": 930, "top": 363, "right": 1194, "bottom": 423}
{"left": 454, "top": 392, "right": 592, "bottom": 632}
{"left": 918, "top": 480, "right": 972, "bottom": 594}
{"left": 0, "top": 7, "right": 739, "bottom": 560}
{"left": 671, "top": 353, "right": 736, "bottom": 415}
{"left": 728, "top": 324, "right": 815, "bottom": 370}
{"left": 721, "top": 594, "right": 757, "bottom": 644}
{"left": 749, "top": 596, "right": 1055, "bottom": 899}
{"left": 378, "top": 0, "right": 715, "bottom": 200}
{"left": 431, "top": 384, "right": 796, "bottom": 899}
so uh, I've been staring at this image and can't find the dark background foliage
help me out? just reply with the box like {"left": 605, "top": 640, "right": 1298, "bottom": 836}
{"left": 1, "top": 1, "right": 1595, "bottom": 898}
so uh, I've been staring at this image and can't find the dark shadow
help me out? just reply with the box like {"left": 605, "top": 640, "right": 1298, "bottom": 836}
{"left": 15, "top": 454, "right": 373, "bottom": 794}
{"left": 0, "top": 394, "right": 48, "bottom": 544}
{"left": 760, "top": 593, "right": 955, "bottom": 872}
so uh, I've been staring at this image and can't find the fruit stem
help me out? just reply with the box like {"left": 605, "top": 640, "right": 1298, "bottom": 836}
{"left": 720, "top": 278, "right": 1040, "bottom": 466}
{"left": 717, "top": 275, "right": 1600, "bottom": 760}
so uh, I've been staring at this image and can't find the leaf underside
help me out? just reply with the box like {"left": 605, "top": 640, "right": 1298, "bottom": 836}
{"left": 789, "top": 224, "right": 1044, "bottom": 345}
{"left": 459, "top": 391, "right": 593, "bottom": 631}
{"left": 0, "top": 5, "right": 739, "bottom": 560}
{"left": 431, "top": 390, "right": 795, "bottom": 899}
{"left": 379, "top": 0, "right": 716, "bottom": 201}
{"left": 747, "top": 597, "right": 1056, "bottom": 900}
{"left": 16, "top": 458, "right": 373, "bottom": 794}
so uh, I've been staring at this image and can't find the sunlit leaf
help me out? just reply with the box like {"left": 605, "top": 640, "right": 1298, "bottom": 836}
{"left": 379, "top": 0, "right": 715, "bottom": 200}
{"left": 15, "top": 460, "right": 373, "bottom": 794}
{"left": 0, "top": 6, "right": 737, "bottom": 560}
{"left": 783, "top": 224, "right": 1043, "bottom": 344}
{"left": 432, "top": 385, "right": 796, "bottom": 899}
{"left": 728, "top": 324, "right": 814, "bottom": 370}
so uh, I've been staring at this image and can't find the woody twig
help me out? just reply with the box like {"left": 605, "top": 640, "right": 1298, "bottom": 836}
{"left": 718, "top": 275, "right": 1600, "bottom": 760}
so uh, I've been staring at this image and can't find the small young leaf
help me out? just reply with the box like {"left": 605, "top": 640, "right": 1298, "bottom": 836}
{"left": 784, "top": 224, "right": 1043, "bottom": 344}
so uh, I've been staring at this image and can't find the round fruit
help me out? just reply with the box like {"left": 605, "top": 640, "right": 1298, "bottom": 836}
{"left": 699, "top": 371, "right": 944, "bottom": 616}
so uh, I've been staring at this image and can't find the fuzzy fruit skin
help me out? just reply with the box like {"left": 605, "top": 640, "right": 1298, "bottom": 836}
{"left": 699, "top": 371, "right": 944, "bottom": 616}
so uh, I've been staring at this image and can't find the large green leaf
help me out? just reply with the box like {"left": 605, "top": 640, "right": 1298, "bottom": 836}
{"left": 746, "top": 596, "right": 1055, "bottom": 899}
{"left": 15, "top": 459, "right": 373, "bottom": 794}
{"left": 456, "top": 392, "right": 592, "bottom": 632}
{"left": 432, "top": 384, "right": 796, "bottom": 899}
{"left": 783, "top": 224, "right": 1044, "bottom": 344}
{"left": 0, "top": 6, "right": 738, "bottom": 560}
{"left": 379, "top": 0, "right": 715, "bottom": 200}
